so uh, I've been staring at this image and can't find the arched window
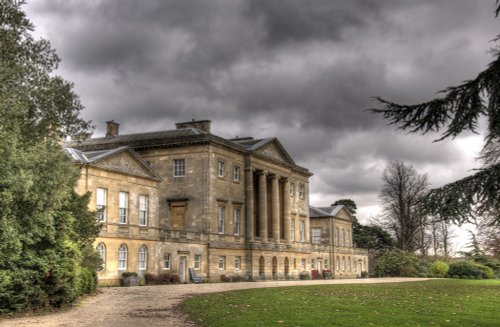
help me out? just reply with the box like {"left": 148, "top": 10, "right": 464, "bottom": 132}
{"left": 118, "top": 244, "right": 128, "bottom": 270}
{"left": 139, "top": 245, "right": 147, "bottom": 270}
{"left": 336, "top": 256, "right": 340, "bottom": 271}
{"left": 96, "top": 242, "right": 106, "bottom": 270}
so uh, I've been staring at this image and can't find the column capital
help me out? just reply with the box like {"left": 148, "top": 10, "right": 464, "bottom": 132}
{"left": 256, "top": 170, "right": 267, "bottom": 176}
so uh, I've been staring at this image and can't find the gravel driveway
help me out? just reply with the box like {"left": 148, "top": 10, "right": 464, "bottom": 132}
{"left": 0, "top": 278, "right": 432, "bottom": 327}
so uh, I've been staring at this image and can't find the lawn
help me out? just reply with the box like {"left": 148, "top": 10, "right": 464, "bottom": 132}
{"left": 181, "top": 279, "right": 500, "bottom": 327}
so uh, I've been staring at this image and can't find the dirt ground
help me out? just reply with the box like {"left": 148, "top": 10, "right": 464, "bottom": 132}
{"left": 0, "top": 277, "right": 432, "bottom": 327}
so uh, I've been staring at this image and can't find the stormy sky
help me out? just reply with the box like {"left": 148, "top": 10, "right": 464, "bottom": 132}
{"left": 25, "top": 0, "right": 499, "bottom": 250}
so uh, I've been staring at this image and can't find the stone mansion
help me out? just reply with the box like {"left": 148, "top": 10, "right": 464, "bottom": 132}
{"left": 66, "top": 120, "right": 368, "bottom": 284}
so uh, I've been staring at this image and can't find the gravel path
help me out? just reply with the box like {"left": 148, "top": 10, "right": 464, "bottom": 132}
{"left": 0, "top": 278, "right": 433, "bottom": 327}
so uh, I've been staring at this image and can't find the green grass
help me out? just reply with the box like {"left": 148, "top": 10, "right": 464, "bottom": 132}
{"left": 181, "top": 280, "right": 500, "bottom": 327}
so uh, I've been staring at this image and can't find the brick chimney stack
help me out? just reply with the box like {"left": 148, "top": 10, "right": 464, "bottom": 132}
{"left": 105, "top": 120, "right": 120, "bottom": 138}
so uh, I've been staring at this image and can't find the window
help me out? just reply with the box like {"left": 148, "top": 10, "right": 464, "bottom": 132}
{"left": 96, "top": 243, "right": 106, "bottom": 270}
{"left": 290, "top": 220, "right": 295, "bottom": 241}
{"left": 194, "top": 255, "right": 201, "bottom": 270}
{"left": 218, "top": 256, "right": 225, "bottom": 269}
{"left": 341, "top": 229, "right": 345, "bottom": 246}
{"left": 342, "top": 257, "right": 346, "bottom": 271}
{"left": 312, "top": 228, "right": 321, "bottom": 244}
{"left": 139, "top": 245, "right": 147, "bottom": 270}
{"left": 173, "top": 159, "right": 185, "bottom": 177}
{"left": 139, "top": 195, "right": 148, "bottom": 226}
{"left": 299, "top": 220, "right": 305, "bottom": 242}
{"left": 119, "top": 192, "right": 128, "bottom": 224}
{"left": 163, "top": 253, "right": 171, "bottom": 269}
{"left": 218, "top": 206, "right": 225, "bottom": 234}
{"left": 217, "top": 160, "right": 225, "bottom": 177}
{"left": 353, "top": 259, "right": 357, "bottom": 272}
{"left": 118, "top": 244, "right": 127, "bottom": 270}
{"left": 325, "top": 259, "right": 329, "bottom": 269}
{"left": 289, "top": 183, "right": 295, "bottom": 196}
{"left": 335, "top": 228, "right": 339, "bottom": 246}
{"left": 348, "top": 257, "right": 351, "bottom": 271}
{"left": 299, "top": 184, "right": 305, "bottom": 199}
{"left": 235, "top": 256, "right": 241, "bottom": 270}
{"left": 96, "top": 188, "right": 107, "bottom": 221}
{"left": 311, "top": 259, "right": 316, "bottom": 268}
{"left": 336, "top": 256, "right": 340, "bottom": 271}
{"left": 233, "top": 165, "right": 240, "bottom": 181}
{"left": 301, "top": 258, "right": 306, "bottom": 270}
{"left": 233, "top": 208, "right": 240, "bottom": 235}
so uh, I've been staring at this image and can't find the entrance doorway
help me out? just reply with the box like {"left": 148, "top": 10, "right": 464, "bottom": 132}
{"left": 179, "top": 256, "right": 187, "bottom": 283}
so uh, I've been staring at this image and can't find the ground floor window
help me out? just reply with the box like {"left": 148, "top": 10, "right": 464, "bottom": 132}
{"left": 301, "top": 258, "right": 306, "bottom": 270}
{"left": 336, "top": 256, "right": 340, "bottom": 271}
{"left": 194, "top": 255, "right": 201, "bottom": 270}
{"left": 96, "top": 242, "right": 106, "bottom": 271}
{"left": 235, "top": 256, "right": 241, "bottom": 270}
{"left": 218, "top": 256, "right": 226, "bottom": 269}
{"left": 163, "top": 253, "right": 171, "bottom": 269}
{"left": 118, "top": 244, "right": 127, "bottom": 270}
{"left": 138, "top": 245, "right": 147, "bottom": 270}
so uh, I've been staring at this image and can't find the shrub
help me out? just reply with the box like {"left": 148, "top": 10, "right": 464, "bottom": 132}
{"left": 144, "top": 273, "right": 158, "bottom": 285}
{"left": 299, "top": 271, "right": 311, "bottom": 280}
{"left": 360, "top": 271, "right": 369, "bottom": 278}
{"left": 430, "top": 261, "right": 449, "bottom": 277}
{"left": 78, "top": 268, "right": 97, "bottom": 295}
{"left": 220, "top": 274, "right": 231, "bottom": 282}
{"left": 472, "top": 263, "right": 495, "bottom": 279}
{"left": 374, "top": 249, "right": 420, "bottom": 277}
{"left": 311, "top": 270, "right": 321, "bottom": 280}
{"left": 122, "top": 272, "right": 138, "bottom": 278}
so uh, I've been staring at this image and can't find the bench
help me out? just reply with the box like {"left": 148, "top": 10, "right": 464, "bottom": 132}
{"left": 189, "top": 268, "right": 203, "bottom": 283}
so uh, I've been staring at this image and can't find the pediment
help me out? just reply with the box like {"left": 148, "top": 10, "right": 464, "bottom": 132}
{"left": 335, "top": 207, "right": 352, "bottom": 221}
{"left": 93, "top": 150, "right": 160, "bottom": 181}
{"left": 255, "top": 140, "right": 295, "bottom": 165}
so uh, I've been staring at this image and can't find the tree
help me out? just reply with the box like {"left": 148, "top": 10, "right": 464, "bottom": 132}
{"left": 377, "top": 161, "right": 429, "bottom": 252}
{"left": 0, "top": 1, "right": 97, "bottom": 313}
{"left": 332, "top": 199, "right": 357, "bottom": 216}
{"left": 371, "top": 2, "right": 500, "bottom": 225}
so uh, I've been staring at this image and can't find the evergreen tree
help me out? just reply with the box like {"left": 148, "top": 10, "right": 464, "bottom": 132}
{"left": 0, "top": 1, "right": 97, "bottom": 313}
{"left": 371, "top": 2, "right": 500, "bottom": 225}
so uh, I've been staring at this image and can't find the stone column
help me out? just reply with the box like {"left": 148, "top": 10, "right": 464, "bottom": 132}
{"left": 258, "top": 171, "right": 268, "bottom": 241}
{"left": 245, "top": 168, "right": 254, "bottom": 241}
{"left": 282, "top": 178, "right": 290, "bottom": 241}
{"left": 271, "top": 174, "right": 280, "bottom": 242}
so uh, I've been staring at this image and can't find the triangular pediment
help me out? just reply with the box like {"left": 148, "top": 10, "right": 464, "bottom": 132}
{"left": 335, "top": 207, "right": 352, "bottom": 221}
{"left": 254, "top": 139, "right": 295, "bottom": 165}
{"left": 92, "top": 149, "right": 161, "bottom": 181}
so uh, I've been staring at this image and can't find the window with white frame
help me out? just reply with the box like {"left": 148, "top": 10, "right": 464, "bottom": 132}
{"left": 289, "top": 183, "right": 295, "bottom": 196}
{"left": 96, "top": 188, "right": 107, "bottom": 221}
{"left": 336, "top": 256, "right": 340, "bottom": 271}
{"left": 299, "top": 184, "right": 305, "bottom": 199}
{"left": 173, "top": 159, "right": 185, "bottom": 177}
{"left": 233, "top": 165, "right": 240, "bottom": 181}
{"left": 301, "top": 258, "right": 306, "bottom": 270}
{"left": 218, "top": 206, "right": 225, "bottom": 234}
{"left": 218, "top": 256, "right": 225, "bottom": 269}
{"left": 235, "top": 256, "right": 241, "bottom": 270}
{"left": 312, "top": 228, "right": 321, "bottom": 244}
{"left": 139, "top": 195, "right": 148, "bottom": 226}
{"left": 233, "top": 208, "right": 240, "bottom": 235}
{"left": 194, "top": 255, "right": 201, "bottom": 270}
{"left": 139, "top": 245, "right": 147, "bottom": 270}
{"left": 290, "top": 220, "right": 295, "bottom": 241}
{"left": 217, "top": 160, "right": 225, "bottom": 178}
{"left": 118, "top": 244, "right": 127, "bottom": 270}
{"left": 163, "top": 253, "right": 171, "bottom": 269}
{"left": 96, "top": 243, "right": 106, "bottom": 270}
{"left": 119, "top": 192, "right": 128, "bottom": 224}
{"left": 299, "top": 220, "right": 305, "bottom": 242}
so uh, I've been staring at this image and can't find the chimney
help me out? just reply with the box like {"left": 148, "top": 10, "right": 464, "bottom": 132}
{"left": 105, "top": 120, "right": 120, "bottom": 138}
{"left": 175, "top": 119, "right": 211, "bottom": 133}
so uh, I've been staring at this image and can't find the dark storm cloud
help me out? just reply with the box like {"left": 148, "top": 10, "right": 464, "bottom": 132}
{"left": 24, "top": 0, "right": 499, "bottom": 220}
